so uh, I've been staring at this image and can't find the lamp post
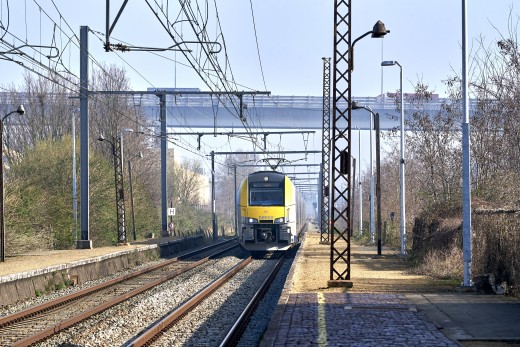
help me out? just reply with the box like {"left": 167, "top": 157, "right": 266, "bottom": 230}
{"left": 381, "top": 60, "right": 406, "bottom": 255}
{"left": 352, "top": 102, "right": 374, "bottom": 245}
{"left": 1, "top": 105, "right": 25, "bottom": 262}
{"left": 355, "top": 126, "right": 362, "bottom": 237}
{"left": 352, "top": 101, "right": 382, "bottom": 255}
{"left": 350, "top": 20, "right": 390, "bottom": 71}
{"left": 128, "top": 152, "right": 143, "bottom": 241}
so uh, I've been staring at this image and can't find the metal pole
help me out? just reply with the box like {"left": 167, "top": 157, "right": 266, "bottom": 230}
{"left": 128, "top": 160, "right": 136, "bottom": 241}
{"left": 461, "top": 0, "right": 472, "bottom": 287}
{"left": 72, "top": 111, "right": 78, "bottom": 242}
{"left": 358, "top": 127, "right": 362, "bottom": 236}
{"left": 111, "top": 139, "right": 120, "bottom": 241}
{"left": 375, "top": 113, "right": 382, "bottom": 255}
{"left": 1, "top": 107, "right": 25, "bottom": 261}
{"left": 369, "top": 111, "right": 375, "bottom": 244}
{"left": 78, "top": 25, "right": 91, "bottom": 248}
{"left": 351, "top": 158, "right": 356, "bottom": 237}
{"left": 211, "top": 151, "right": 217, "bottom": 241}
{"left": 169, "top": 200, "right": 173, "bottom": 236}
{"left": 160, "top": 93, "right": 168, "bottom": 236}
{"left": 0, "top": 120, "right": 4, "bottom": 261}
{"left": 233, "top": 164, "right": 237, "bottom": 236}
{"left": 119, "top": 132, "right": 126, "bottom": 243}
{"left": 321, "top": 57, "right": 331, "bottom": 244}
{"left": 399, "top": 63, "right": 406, "bottom": 255}
{"left": 318, "top": 163, "right": 323, "bottom": 224}
{"left": 382, "top": 60, "right": 406, "bottom": 255}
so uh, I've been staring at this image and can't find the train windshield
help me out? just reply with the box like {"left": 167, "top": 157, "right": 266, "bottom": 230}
{"left": 249, "top": 189, "right": 284, "bottom": 206}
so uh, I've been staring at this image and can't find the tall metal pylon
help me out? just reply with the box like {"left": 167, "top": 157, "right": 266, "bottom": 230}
{"left": 320, "top": 57, "right": 331, "bottom": 244}
{"left": 329, "top": 0, "right": 352, "bottom": 286}
{"left": 113, "top": 137, "right": 127, "bottom": 244}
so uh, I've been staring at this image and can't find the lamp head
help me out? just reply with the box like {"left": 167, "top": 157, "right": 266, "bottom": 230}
{"left": 97, "top": 134, "right": 105, "bottom": 142}
{"left": 371, "top": 20, "right": 390, "bottom": 38}
{"left": 16, "top": 105, "right": 25, "bottom": 115}
{"left": 381, "top": 60, "right": 397, "bottom": 66}
{"left": 139, "top": 151, "right": 143, "bottom": 159}
{"left": 351, "top": 101, "right": 360, "bottom": 110}
{"left": 121, "top": 128, "right": 134, "bottom": 135}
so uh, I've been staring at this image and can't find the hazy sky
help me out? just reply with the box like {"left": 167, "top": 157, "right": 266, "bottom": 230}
{"left": 0, "top": 1, "right": 518, "bottom": 173}
{"left": 0, "top": 1, "right": 517, "bottom": 97}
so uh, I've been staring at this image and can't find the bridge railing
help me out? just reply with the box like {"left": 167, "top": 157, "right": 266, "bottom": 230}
{"left": 138, "top": 94, "right": 454, "bottom": 111}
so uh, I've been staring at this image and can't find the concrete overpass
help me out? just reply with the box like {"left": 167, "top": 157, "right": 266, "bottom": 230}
{"left": 139, "top": 91, "right": 451, "bottom": 130}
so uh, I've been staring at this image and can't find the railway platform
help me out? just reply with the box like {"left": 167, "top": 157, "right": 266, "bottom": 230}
{"left": 260, "top": 225, "right": 520, "bottom": 347}
{"left": 0, "top": 234, "right": 209, "bottom": 305}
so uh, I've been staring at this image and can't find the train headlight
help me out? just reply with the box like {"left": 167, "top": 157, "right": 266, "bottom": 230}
{"left": 274, "top": 217, "right": 284, "bottom": 223}
{"left": 242, "top": 217, "right": 258, "bottom": 224}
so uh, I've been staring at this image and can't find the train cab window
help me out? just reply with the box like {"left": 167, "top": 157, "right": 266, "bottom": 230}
{"left": 250, "top": 189, "right": 284, "bottom": 206}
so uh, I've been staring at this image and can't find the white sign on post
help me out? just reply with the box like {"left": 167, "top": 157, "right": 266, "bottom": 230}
{"left": 168, "top": 207, "right": 176, "bottom": 216}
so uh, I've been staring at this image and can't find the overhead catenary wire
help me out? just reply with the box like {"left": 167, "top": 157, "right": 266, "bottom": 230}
{"left": 0, "top": 1, "right": 314, "bottom": 162}
{"left": 249, "top": 0, "right": 267, "bottom": 92}
{"left": 56, "top": 0, "right": 288, "bottom": 146}
{"left": 145, "top": 0, "right": 265, "bottom": 146}
{"left": 0, "top": 0, "right": 10, "bottom": 41}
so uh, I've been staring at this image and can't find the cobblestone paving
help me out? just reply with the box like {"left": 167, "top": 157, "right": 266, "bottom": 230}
{"left": 272, "top": 293, "right": 458, "bottom": 347}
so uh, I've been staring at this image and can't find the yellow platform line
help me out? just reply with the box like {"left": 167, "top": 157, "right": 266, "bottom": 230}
{"left": 317, "top": 292, "right": 327, "bottom": 346}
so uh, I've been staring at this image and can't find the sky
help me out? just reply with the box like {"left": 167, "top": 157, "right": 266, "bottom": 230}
{"left": 1, "top": 1, "right": 517, "bottom": 96}
{"left": 0, "top": 0, "right": 518, "bottom": 177}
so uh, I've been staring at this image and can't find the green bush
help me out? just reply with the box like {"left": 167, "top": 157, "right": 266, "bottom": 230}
{"left": 5, "top": 137, "right": 163, "bottom": 251}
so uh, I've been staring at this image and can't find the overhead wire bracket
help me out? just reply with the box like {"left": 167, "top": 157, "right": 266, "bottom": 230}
{"left": 0, "top": 44, "right": 59, "bottom": 59}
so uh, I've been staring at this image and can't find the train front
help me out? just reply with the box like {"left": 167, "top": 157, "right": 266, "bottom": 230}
{"left": 237, "top": 171, "right": 298, "bottom": 251}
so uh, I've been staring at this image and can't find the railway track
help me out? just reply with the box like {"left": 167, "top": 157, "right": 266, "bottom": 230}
{"left": 0, "top": 239, "right": 240, "bottom": 346}
{"left": 128, "top": 250, "right": 291, "bottom": 347}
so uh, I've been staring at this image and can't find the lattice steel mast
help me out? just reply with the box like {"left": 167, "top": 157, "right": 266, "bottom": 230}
{"left": 320, "top": 57, "right": 331, "bottom": 244}
{"left": 328, "top": 1, "right": 389, "bottom": 285}
{"left": 329, "top": 0, "right": 352, "bottom": 285}
{"left": 113, "top": 138, "right": 127, "bottom": 244}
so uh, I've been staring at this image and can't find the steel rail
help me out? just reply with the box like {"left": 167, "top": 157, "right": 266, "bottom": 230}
{"left": 4, "top": 240, "right": 238, "bottom": 346}
{"left": 0, "top": 238, "right": 236, "bottom": 328}
{"left": 220, "top": 248, "right": 293, "bottom": 346}
{"left": 127, "top": 256, "right": 254, "bottom": 347}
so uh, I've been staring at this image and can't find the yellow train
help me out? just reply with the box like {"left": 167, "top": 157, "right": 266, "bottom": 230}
{"left": 237, "top": 171, "right": 306, "bottom": 251}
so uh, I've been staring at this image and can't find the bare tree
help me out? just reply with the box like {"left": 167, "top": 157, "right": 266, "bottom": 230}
{"left": 169, "top": 159, "right": 207, "bottom": 206}
{"left": 404, "top": 81, "right": 462, "bottom": 209}
{"left": 469, "top": 16, "right": 520, "bottom": 203}
{"left": 1, "top": 72, "right": 77, "bottom": 163}
{"left": 215, "top": 153, "right": 258, "bottom": 226}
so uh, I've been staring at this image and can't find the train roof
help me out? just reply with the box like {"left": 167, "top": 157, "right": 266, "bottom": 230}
{"left": 248, "top": 170, "right": 286, "bottom": 182}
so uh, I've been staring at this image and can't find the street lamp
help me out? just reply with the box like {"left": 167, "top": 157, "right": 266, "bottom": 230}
{"left": 350, "top": 20, "right": 390, "bottom": 71}
{"left": 352, "top": 101, "right": 382, "bottom": 255}
{"left": 128, "top": 151, "right": 143, "bottom": 241}
{"left": 1, "top": 105, "right": 25, "bottom": 262}
{"left": 381, "top": 60, "right": 406, "bottom": 255}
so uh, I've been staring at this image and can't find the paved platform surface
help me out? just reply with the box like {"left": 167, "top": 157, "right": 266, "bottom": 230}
{"left": 260, "top": 229, "right": 520, "bottom": 347}
{"left": 262, "top": 292, "right": 458, "bottom": 346}
{"left": 409, "top": 293, "right": 520, "bottom": 345}
{"left": 0, "top": 236, "right": 191, "bottom": 279}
